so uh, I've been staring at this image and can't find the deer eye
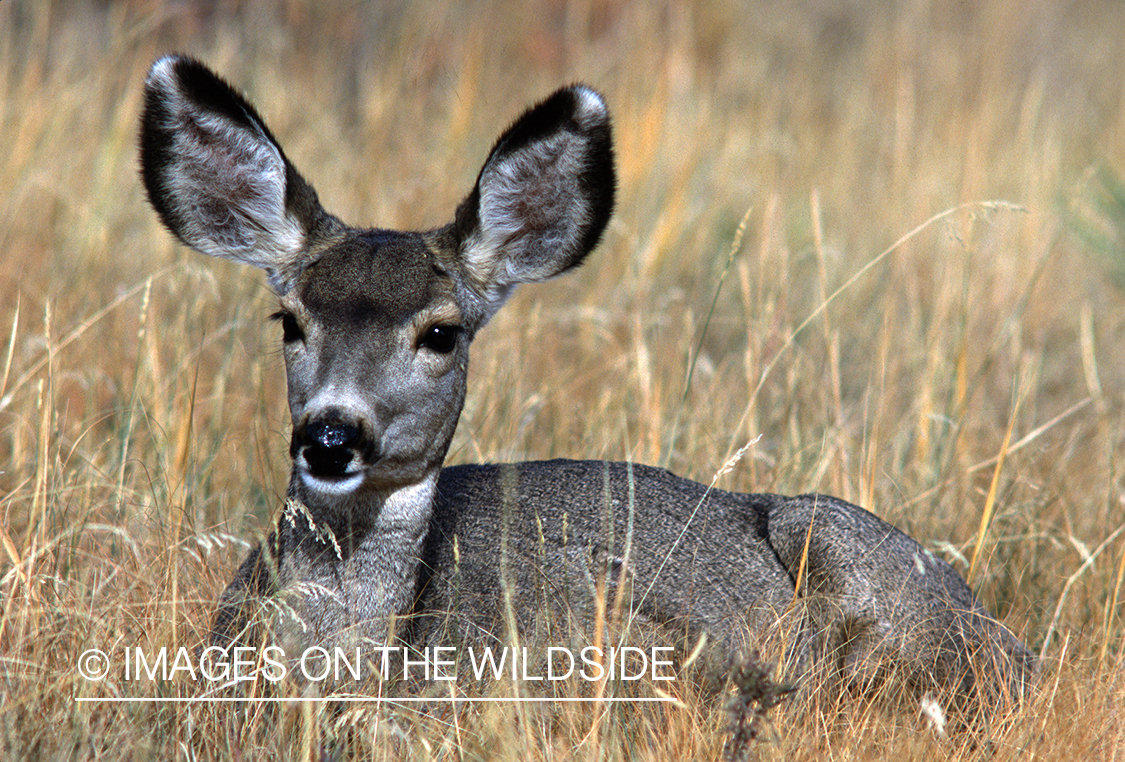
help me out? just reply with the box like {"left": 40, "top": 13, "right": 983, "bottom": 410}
{"left": 418, "top": 324, "right": 460, "bottom": 354}
{"left": 271, "top": 311, "right": 305, "bottom": 344}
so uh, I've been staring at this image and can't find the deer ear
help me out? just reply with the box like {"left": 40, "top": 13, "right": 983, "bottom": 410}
{"left": 453, "top": 84, "right": 615, "bottom": 317}
{"left": 139, "top": 55, "right": 338, "bottom": 294}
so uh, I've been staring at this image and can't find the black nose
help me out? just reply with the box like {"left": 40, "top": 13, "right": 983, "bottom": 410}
{"left": 307, "top": 421, "right": 359, "bottom": 449}
{"left": 302, "top": 421, "right": 360, "bottom": 477}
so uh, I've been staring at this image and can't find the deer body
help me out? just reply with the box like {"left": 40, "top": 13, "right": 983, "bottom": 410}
{"left": 140, "top": 55, "right": 1033, "bottom": 713}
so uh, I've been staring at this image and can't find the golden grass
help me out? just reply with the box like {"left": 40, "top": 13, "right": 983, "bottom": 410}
{"left": 3, "top": 0, "right": 1125, "bottom": 757}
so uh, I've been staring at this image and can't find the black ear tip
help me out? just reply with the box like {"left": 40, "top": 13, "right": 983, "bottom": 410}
{"left": 145, "top": 54, "right": 206, "bottom": 95}
{"left": 148, "top": 53, "right": 191, "bottom": 75}
{"left": 556, "top": 83, "right": 609, "bottom": 129}
{"left": 489, "top": 82, "right": 614, "bottom": 162}
{"left": 141, "top": 54, "right": 281, "bottom": 159}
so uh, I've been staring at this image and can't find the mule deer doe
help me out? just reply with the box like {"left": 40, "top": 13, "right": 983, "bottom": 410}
{"left": 140, "top": 55, "right": 1033, "bottom": 719}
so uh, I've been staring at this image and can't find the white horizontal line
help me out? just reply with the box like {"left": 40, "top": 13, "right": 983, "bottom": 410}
{"left": 75, "top": 696, "right": 675, "bottom": 704}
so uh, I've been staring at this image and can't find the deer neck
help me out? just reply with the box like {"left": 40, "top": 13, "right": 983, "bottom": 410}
{"left": 283, "top": 471, "right": 438, "bottom": 575}
{"left": 271, "top": 472, "right": 440, "bottom": 639}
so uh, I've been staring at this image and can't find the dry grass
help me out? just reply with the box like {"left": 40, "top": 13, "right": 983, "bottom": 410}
{"left": 3, "top": 0, "right": 1125, "bottom": 758}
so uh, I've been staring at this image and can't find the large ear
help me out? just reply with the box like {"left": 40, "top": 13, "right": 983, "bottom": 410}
{"left": 453, "top": 84, "right": 615, "bottom": 316}
{"left": 139, "top": 55, "right": 339, "bottom": 294}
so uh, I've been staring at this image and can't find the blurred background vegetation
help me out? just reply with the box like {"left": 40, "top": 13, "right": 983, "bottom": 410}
{"left": 2, "top": 0, "right": 1124, "bottom": 758}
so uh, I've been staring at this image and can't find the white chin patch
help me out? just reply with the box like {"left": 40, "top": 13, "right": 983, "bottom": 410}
{"left": 300, "top": 470, "right": 364, "bottom": 496}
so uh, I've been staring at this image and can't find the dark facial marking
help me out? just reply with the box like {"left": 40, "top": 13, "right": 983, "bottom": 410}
{"left": 297, "top": 231, "right": 439, "bottom": 328}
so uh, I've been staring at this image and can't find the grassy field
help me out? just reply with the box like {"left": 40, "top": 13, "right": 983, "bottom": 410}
{"left": 3, "top": 0, "right": 1125, "bottom": 758}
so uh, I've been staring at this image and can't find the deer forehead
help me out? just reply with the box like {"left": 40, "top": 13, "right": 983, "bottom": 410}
{"left": 287, "top": 230, "right": 463, "bottom": 332}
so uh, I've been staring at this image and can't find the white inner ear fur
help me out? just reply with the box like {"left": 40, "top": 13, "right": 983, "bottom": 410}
{"left": 461, "top": 88, "right": 607, "bottom": 318}
{"left": 149, "top": 58, "right": 307, "bottom": 286}
{"left": 477, "top": 131, "right": 589, "bottom": 265}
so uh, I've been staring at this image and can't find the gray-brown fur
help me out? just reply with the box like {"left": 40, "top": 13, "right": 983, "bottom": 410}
{"left": 140, "top": 54, "right": 1033, "bottom": 718}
